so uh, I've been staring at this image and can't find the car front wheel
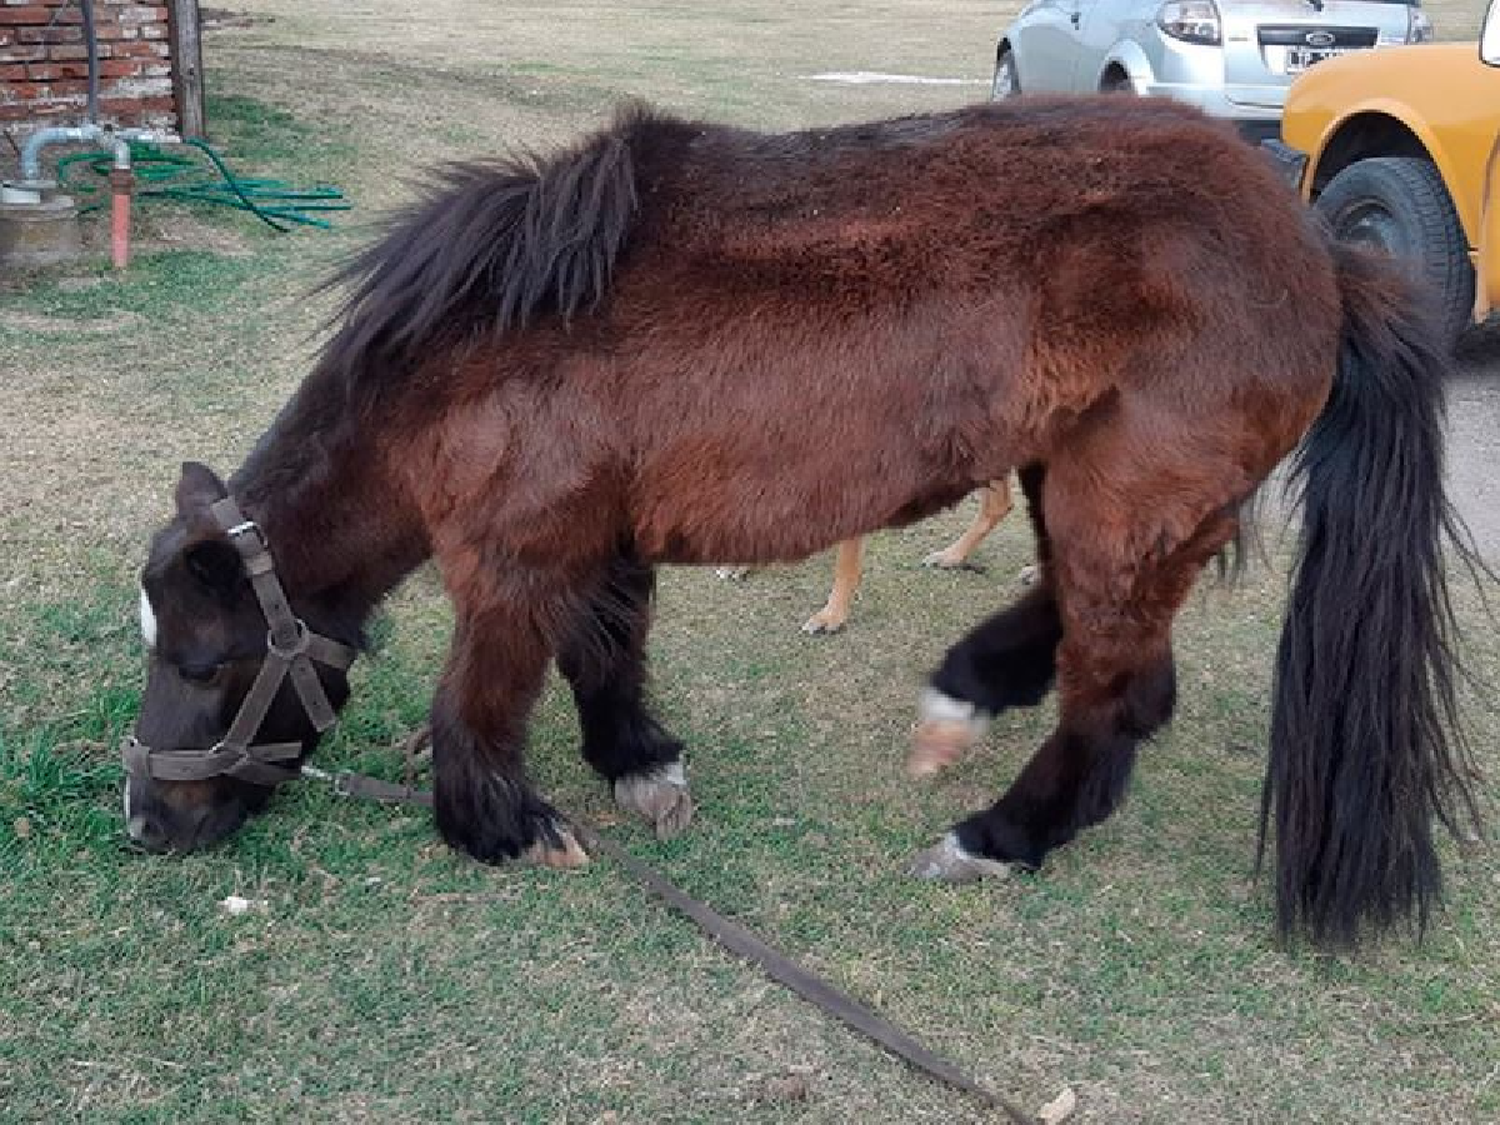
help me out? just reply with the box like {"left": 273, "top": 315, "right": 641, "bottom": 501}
{"left": 992, "top": 47, "right": 1020, "bottom": 99}
{"left": 1314, "top": 156, "right": 1475, "bottom": 348}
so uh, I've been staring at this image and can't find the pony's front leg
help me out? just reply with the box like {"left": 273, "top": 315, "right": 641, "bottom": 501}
{"left": 431, "top": 599, "right": 587, "bottom": 869}
{"left": 557, "top": 551, "right": 693, "bottom": 839}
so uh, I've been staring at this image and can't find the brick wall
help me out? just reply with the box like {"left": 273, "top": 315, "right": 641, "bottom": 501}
{"left": 0, "top": 1, "right": 177, "bottom": 137}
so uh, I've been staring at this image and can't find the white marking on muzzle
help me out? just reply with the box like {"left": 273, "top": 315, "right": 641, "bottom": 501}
{"left": 130, "top": 589, "right": 155, "bottom": 842}
{"left": 138, "top": 587, "right": 158, "bottom": 649}
{"left": 123, "top": 773, "right": 147, "bottom": 841}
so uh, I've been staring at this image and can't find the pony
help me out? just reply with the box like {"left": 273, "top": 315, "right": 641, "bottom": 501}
{"left": 125, "top": 96, "right": 1479, "bottom": 945}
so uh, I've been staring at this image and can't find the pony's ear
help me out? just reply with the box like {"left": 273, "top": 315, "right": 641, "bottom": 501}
{"left": 175, "top": 462, "right": 228, "bottom": 516}
{"left": 183, "top": 538, "right": 244, "bottom": 596}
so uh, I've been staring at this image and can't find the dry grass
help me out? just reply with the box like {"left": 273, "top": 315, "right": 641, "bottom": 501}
{"left": 2, "top": 2, "right": 1498, "bottom": 1122}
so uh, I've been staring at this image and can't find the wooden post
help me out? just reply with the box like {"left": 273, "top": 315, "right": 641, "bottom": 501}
{"left": 168, "top": 0, "right": 206, "bottom": 140}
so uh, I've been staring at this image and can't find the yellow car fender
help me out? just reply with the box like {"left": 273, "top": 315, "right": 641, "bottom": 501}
{"left": 1481, "top": 135, "right": 1500, "bottom": 317}
{"left": 1300, "top": 96, "right": 1482, "bottom": 245}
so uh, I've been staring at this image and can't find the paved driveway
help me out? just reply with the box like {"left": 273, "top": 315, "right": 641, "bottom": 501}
{"left": 1451, "top": 323, "right": 1500, "bottom": 561}
{"left": 1256, "top": 321, "right": 1498, "bottom": 565}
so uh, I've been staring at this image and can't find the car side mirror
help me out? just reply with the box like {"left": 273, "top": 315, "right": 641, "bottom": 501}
{"left": 1484, "top": 0, "right": 1500, "bottom": 66}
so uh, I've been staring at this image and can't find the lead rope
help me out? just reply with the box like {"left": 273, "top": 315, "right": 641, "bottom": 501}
{"left": 130, "top": 497, "right": 1037, "bottom": 1118}
{"left": 573, "top": 822, "right": 1037, "bottom": 1123}
{"left": 318, "top": 730, "right": 1037, "bottom": 1124}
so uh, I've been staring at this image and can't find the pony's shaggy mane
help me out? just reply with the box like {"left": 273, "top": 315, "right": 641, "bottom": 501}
{"left": 318, "top": 105, "right": 659, "bottom": 396}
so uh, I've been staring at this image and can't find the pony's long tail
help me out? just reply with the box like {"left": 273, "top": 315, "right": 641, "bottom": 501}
{"left": 1264, "top": 242, "right": 1481, "bottom": 947}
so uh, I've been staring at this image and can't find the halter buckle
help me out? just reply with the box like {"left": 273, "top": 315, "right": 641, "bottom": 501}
{"left": 224, "top": 519, "right": 268, "bottom": 550}
{"left": 267, "top": 618, "right": 312, "bottom": 660}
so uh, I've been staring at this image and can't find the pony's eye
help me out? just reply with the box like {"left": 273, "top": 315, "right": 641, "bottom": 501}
{"left": 178, "top": 662, "right": 224, "bottom": 686}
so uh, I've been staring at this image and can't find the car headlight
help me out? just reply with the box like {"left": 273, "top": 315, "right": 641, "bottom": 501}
{"left": 1157, "top": 0, "right": 1221, "bottom": 45}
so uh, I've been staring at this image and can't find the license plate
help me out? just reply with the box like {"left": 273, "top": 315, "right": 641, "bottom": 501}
{"left": 1286, "top": 45, "right": 1350, "bottom": 72}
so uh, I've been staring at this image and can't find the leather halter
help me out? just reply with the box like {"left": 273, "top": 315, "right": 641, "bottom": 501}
{"left": 121, "top": 497, "right": 358, "bottom": 788}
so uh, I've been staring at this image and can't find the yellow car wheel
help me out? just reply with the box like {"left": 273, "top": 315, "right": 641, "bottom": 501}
{"left": 1314, "top": 156, "right": 1475, "bottom": 348}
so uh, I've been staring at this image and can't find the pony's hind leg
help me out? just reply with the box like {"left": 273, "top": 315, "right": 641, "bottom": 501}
{"left": 557, "top": 550, "right": 693, "bottom": 838}
{"left": 912, "top": 457, "right": 1241, "bottom": 882}
{"left": 431, "top": 578, "right": 590, "bottom": 869}
{"left": 910, "top": 465, "right": 1058, "bottom": 777}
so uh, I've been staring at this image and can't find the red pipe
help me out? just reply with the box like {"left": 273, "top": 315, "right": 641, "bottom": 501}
{"left": 109, "top": 167, "right": 133, "bottom": 269}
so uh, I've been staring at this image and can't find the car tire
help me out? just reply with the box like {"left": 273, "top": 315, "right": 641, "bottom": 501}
{"left": 992, "top": 47, "right": 1020, "bottom": 99}
{"left": 1314, "top": 156, "right": 1475, "bottom": 348}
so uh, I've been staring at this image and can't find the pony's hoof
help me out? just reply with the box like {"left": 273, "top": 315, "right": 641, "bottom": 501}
{"left": 909, "top": 833, "right": 1013, "bottom": 883}
{"left": 715, "top": 567, "right": 751, "bottom": 581}
{"left": 922, "top": 548, "right": 966, "bottom": 570}
{"left": 906, "top": 725, "right": 971, "bottom": 777}
{"left": 523, "top": 822, "right": 590, "bottom": 869}
{"left": 801, "top": 608, "right": 847, "bottom": 634}
{"left": 1018, "top": 563, "right": 1040, "bottom": 586}
{"left": 907, "top": 689, "right": 989, "bottom": 777}
{"left": 614, "top": 762, "right": 694, "bottom": 839}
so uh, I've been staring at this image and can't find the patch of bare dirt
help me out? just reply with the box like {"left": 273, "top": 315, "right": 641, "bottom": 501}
{"left": 201, "top": 8, "right": 275, "bottom": 31}
{"left": 0, "top": 310, "right": 143, "bottom": 334}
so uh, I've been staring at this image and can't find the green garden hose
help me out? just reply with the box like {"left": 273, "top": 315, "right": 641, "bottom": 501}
{"left": 56, "top": 138, "right": 350, "bottom": 232}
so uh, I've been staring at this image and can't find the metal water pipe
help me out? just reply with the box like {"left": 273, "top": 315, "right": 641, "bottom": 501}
{"left": 13, "top": 124, "right": 177, "bottom": 268}
{"left": 14, "top": 0, "right": 112, "bottom": 189}
{"left": 3, "top": 0, "right": 179, "bottom": 266}
{"left": 80, "top": 0, "right": 99, "bottom": 122}
{"left": 17, "top": 124, "right": 131, "bottom": 188}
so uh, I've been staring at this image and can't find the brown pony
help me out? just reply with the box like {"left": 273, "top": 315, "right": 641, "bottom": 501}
{"left": 126, "top": 96, "right": 1479, "bottom": 945}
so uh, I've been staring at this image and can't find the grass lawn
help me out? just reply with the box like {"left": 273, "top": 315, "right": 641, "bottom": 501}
{"left": 2, "top": 1, "right": 1497, "bottom": 1121}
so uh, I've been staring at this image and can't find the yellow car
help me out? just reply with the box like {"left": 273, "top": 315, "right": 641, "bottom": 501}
{"left": 1272, "top": 2, "right": 1500, "bottom": 343}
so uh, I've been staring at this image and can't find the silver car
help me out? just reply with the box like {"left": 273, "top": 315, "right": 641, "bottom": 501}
{"left": 992, "top": 0, "right": 1434, "bottom": 140}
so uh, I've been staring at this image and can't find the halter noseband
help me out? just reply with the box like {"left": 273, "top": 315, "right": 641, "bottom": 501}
{"left": 121, "top": 497, "right": 358, "bottom": 788}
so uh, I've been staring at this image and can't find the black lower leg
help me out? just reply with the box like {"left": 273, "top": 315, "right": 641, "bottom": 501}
{"left": 428, "top": 597, "right": 575, "bottom": 864}
{"left": 557, "top": 551, "right": 683, "bottom": 783}
{"left": 431, "top": 691, "right": 569, "bottom": 862}
{"left": 929, "top": 462, "right": 1060, "bottom": 713}
{"left": 929, "top": 586, "right": 1063, "bottom": 713}
{"left": 954, "top": 654, "right": 1176, "bottom": 868}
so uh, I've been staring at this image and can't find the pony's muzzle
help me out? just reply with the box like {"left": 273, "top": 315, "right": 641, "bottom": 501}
{"left": 125, "top": 809, "right": 172, "bottom": 852}
{"left": 121, "top": 764, "right": 251, "bottom": 853}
